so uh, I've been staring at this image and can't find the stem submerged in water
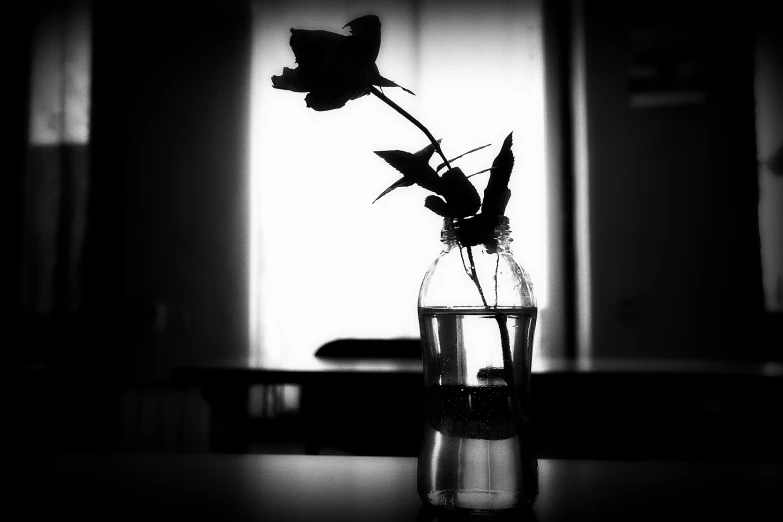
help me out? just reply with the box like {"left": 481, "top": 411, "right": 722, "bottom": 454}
{"left": 465, "top": 246, "right": 488, "bottom": 307}
{"left": 462, "top": 244, "right": 528, "bottom": 444}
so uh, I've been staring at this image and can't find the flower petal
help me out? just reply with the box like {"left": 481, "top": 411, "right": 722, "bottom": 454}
{"left": 272, "top": 15, "right": 405, "bottom": 112}
{"left": 343, "top": 15, "right": 381, "bottom": 64}
{"left": 290, "top": 29, "right": 347, "bottom": 69}
{"left": 305, "top": 89, "right": 355, "bottom": 111}
{"left": 272, "top": 15, "right": 390, "bottom": 111}
{"left": 271, "top": 67, "right": 309, "bottom": 93}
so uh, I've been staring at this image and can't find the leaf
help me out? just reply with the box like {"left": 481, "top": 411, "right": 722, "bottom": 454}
{"left": 375, "top": 150, "right": 441, "bottom": 195}
{"left": 482, "top": 132, "right": 514, "bottom": 216}
{"left": 372, "top": 176, "right": 412, "bottom": 204}
{"left": 373, "top": 140, "right": 442, "bottom": 199}
{"left": 466, "top": 167, "right": 495, "bottom": 179}
{"left": 424, "top": 195, "right": 451, "bottom": 217}
{"left": 422, "top": 168, "right": 481, "bottom": 218}
{"left": 438, "top": 167, "right": 481, "bottom": 218}
{"left": 416, "top": 139, "right": 442, "bottom": 158}
{"left": 436, "top": 143, "right": 491, "bottom": 172}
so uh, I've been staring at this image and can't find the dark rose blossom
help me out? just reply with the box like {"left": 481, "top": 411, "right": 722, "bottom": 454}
{"left": 271, "top": 15, "right": 412, "bottom": 111}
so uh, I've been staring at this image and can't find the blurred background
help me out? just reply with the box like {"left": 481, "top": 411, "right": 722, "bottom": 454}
{"left": 3, "top": 0, "right": 781, "bottom": 457}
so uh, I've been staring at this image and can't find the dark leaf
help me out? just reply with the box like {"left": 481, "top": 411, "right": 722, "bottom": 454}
{"left": 436, "top": 143, "right": 491, "bottom": 172}
{"left": 414, "top": 139, "right": 442, "bottom": 160}
{"left": 374, "top": 150, "right": 440, "bottom": 194}
{"left": 438, "top": 168, "right": 481, "bottom": 218}
{"left": 482, "top": 132, "right": 514, "bottom": 216}
{"left": 373, "top": 140, "right": 442, "bottom": 198}
{"left": 466, "top": 167, "right": 495, "bottom": 179}
{"left": 424, "top": 196, "right": 451, "bottom": 217}
{"left": 372, "top": 176, "right": 412, "bottom": 204}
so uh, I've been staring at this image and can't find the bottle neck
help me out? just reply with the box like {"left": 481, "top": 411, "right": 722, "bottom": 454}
{"left": 441, "top": 215, "right": 513, "bottom": 252}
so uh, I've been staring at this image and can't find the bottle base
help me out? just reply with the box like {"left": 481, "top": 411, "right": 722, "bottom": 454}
{"left": 419, "top": 487, "right": 534, "bottom": 514}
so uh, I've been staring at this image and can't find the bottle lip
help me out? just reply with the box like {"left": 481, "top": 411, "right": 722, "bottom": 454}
{"left": 441, "top": 215, "right": 511, "bottom": 246}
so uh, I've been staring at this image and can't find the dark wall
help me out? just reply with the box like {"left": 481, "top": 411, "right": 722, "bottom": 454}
{"left": 2, "top": 3, "right": 33, "bottom": 360}
{"left": 579, "top": 1, "right": 766, "bottom": 360}
{"left": 5, "top": 0, "right": 779, "bottom": 455}
{"left": 8, "top": 2, "right": 775, "bottom": 370}
{"left": 86, "top": 0, "right": 252, "bottom": 381}
{"left": 755, "top": 2, "right": 783, "bottom": 312}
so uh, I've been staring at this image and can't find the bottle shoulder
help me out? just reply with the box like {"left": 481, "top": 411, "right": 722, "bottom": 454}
{"left": 419, "top": 244, "right": 535, "bottom": 308}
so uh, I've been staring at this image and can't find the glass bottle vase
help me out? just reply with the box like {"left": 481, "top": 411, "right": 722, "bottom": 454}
{"left": 417, "top": 216, "right": 538, "bottom": 513}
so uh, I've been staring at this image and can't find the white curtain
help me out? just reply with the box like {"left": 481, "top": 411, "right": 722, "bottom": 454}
{"left": 23, "top": 0, "right": 92, "bottom": 314}
{"left": 250, "top": 0, "right": 549, "bottom": 362}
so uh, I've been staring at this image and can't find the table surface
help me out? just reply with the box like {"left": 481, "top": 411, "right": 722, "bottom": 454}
{"left": 174, "top": 354, "right": 783, "bottom": 385}
{"left": 169, "top": 355, "right": 783, "bottom": 457}
{"left": 178, "top": 354, "right": 783, "bottom": 374}
{"left": 17, "top": 453, "right": 782, "bottom": 521}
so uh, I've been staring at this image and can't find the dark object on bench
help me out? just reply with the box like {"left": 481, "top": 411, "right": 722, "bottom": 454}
{"left": 315, "top": 338, "right": 421, "bottom": 359}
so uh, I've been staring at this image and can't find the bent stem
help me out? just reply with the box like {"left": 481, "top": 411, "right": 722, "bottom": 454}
{"left": 368, "top": 85, "right": 452, "bottom": 170}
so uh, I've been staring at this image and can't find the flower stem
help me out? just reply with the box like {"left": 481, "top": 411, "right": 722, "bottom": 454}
{"left": 464, "top": 243, "right": 528, "bottom": 454}
{"left": 465, "top": 246, "right": 488, "bottom": 307}
{"left": 368, "top": 85, "right": 452, "bottom": 170}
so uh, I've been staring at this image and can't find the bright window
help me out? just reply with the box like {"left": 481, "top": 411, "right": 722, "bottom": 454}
{"left": 250, "top": 0, "right": 549, "bottom": 362}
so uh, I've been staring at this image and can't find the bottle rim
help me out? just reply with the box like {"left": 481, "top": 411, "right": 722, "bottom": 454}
{"left": 441, "top": 215, "right": 511, "bottom": 246}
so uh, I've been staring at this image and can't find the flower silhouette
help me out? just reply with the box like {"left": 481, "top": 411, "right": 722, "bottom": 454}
{"left": 272, "top": 16, "right": 528, "bottom": 458}
{"left": 272, "top": 15, "right": 413, "bottom": 111}
{"left": 272, "top": 14, "right": 517, "bottom": 227}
